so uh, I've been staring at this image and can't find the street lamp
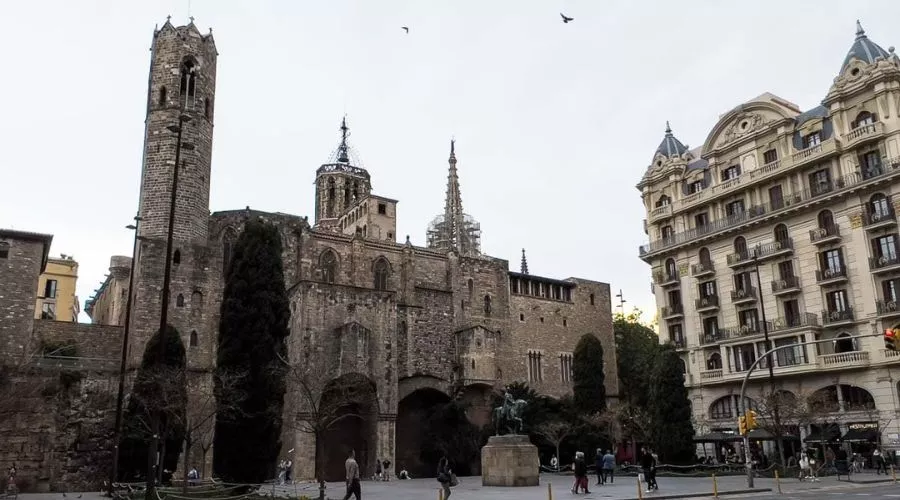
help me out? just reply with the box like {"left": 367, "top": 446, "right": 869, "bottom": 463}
{"left": 148, "top": 112, "right": 191, "bottom": 491}
{"left": 110, "top": 214, "right": 141, "bottom": 491}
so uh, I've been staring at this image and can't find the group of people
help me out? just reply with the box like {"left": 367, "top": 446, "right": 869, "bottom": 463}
{"left": 372, "top": 458, "right": 392, "bottom": 481}
{"left": 277, "top": 458, "right": 293, "bottom": 485}
{"left": 569, "top": 449, "right": 617, "bottom": 494}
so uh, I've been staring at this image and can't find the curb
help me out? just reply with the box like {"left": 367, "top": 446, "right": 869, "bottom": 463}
{"left": 616, "top": 488, "right": 772, "bottom": 500}
{"left": 845, "top": 477, "right": 896, "bottom": 484}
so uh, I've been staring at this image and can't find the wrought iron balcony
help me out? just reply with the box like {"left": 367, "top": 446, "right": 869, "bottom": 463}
{"left": 821, "top": 308, "right": 854, "bottom": 326}
{"left": 869, "top": 255, "right": 900, "bottom": 273}
{"left": 695, "top": 295, "right": 719, "bottom": 312}
{"left": 771, "top": 276, "right": 801, "bottom": 295}
{"left": 768, "top": 312, "right": 819, "bottom": 332}
{"left": 719, "top": 323, "right": 764, "bottom": 340}
{"left": 691, "top": 260, "right": 715, "bottom": 278}
{"left": 809, "top": 224, "right": 841, "bottom": 245}
{"left": 671, "top": 337, "right": 686, "bottom": 349}
{"left": 876, "top": 299, "right": 900, "bottom": 317}
{"left": 754, "top": 238, "right": 794, "bottom": 260}
{"left": 653, "top": 270, "right": 680, "bottom": 287}
{"left": 661, "top": 303, "right": 684, "bottom": 319}
{"left": 863, "top": 208, "right": 897, "bottom": 229}
{"left": 726, "top": 250, "right": 752, "bottom": 268}
{"left": 816, "top": 267, "right": 848, "bottom": 284}
{"left": 730, "top": 287, "right": 757, "bottom": 304}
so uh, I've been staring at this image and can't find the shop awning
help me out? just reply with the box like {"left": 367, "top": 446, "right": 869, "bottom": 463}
{"left": 694, "top": 432, "right": 733, "bottom": 442}
{"left": 841, "top": 426, "right": 879, "bottom": 443}
{"left": 804, "top": 427, "right": 841, "bottom": 443}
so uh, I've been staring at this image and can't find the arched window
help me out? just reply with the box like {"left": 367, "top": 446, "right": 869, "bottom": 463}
{"left": 774, "top": 223, "right": 789, "bottom": 244}
{"left": 665, "top": 258, "right": 677, "bottom": 278}
{"left": 834, "top": 332, "right": 856, "bottom": 353}
{"left": 373, "top": 258, "right": 389, "bottom": 291}
{"left": 817, "top": 210, "right": 834, "bottom": 229}
{"left": 191, "top": 291, "right": 203, "bottom": 318}
{"left": 855, "top": 111, "right": 875, "bottom": 128}
{"left": 709, "top": 396, "right": 735, "bottom": 420}
{"left": 190, "top": 330, "right": 198, "bottom": 347}
{"left": 173, "top": 249, "right": 181, "bottom": 266}
{"left": 483, "top": 295, "right": 492, "bottom": 317}
{"left": 467, "top": 279, "right": 474, "bottom": 295}
{"left": 0, "top": 241, "right": 9, "bottom": 259}
{"left": 176, "top": 294, "right": 185, "bottom": 307}
{"left": 222, "top": 228, "right": 237, "bottom": 276}
{"left": 706, "top": 352, "right": 722, "bottom": 370}
{"left": 204, "top": 98, "right": 211, "bottom": 119}
{"left": 661, "top": 225, "right": 674, "bottom": 240}
{"left": 870, "top": 193, "right": 891, "bottom": 219}
{"left": 699, "top": 247, "right": 711, "bottom": 266}
{"left": 158, "top": 86, "right": 167, "bottom": 107}
{"left": 320, "top": 250, "right": 337, "bottom": 283}
{"left": 655, "top": 195, "right": 671, "bottom": 208}
{"left": 327, "top": 178, "right": 336, "bottom": 217}
{"left": 734, "top": 236, "right": 748, "bottom": 255}
{"left": 180, "top": 59, "right": 197, "bottom": 99}
{"left": 679, "top": 358, "right": 687, "bottom": 375}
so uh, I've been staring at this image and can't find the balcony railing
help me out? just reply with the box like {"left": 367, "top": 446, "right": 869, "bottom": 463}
{"left": 653, "top": 270, "right": 680, "bottom": 286}
{"left": 771, "top": 275, "right": 801, "bottom": 294}
{"left": 695, "top": 295, "right": 719, "bottom": 311}
{"left": 648, "top": 204, "right": 673, "bottom": 222}
{"left": 791, "top": 137, "right": 838, "bottom": 166}
{"left": 731, "top": 287, "right": 757, "bottom": 303}
{"left": 755, "top": 238, "right": 794, "bottom": 260}
{"left": 661, "top": 303, "right": 684, "bottom": 318}
{"left": 769, "top": 312, "right": 819, "bottom": 332}
{"left": 699, "top": 369, "right": 723, "bottom": 381}
{"left": 719, "top": 323, "right": 764, "bottom": 340}
{"left": 809, "top": 224, "right": 841, "bottom": 244}
{"left": 691, "top": 260, "right": 715, "bottom": 277}
{"left": 822, "top": 308, "right": 854, "bottom": 325}
{"left": 863, "top": 208, "right": 897, "bottom": 228}
{"left": 639, "top": 158, "right": 900, "bottom": 257}
{"left": 726, "top": 250, "right": 753, "bottom": 267}
{"left": 869, "top": 255, "right": 900, "bottom": 272}
{"left": 876, "top": 299, "right": 900, "bottom": 316}
{"left": 844, "top": 122, "right": 884, "bottom": 147}
{"left": 818, "top": 351, "right": 870, "bottom": 368}
{"left": 671, "top": 337, "right": 686, "bottom": 349}
{"left": 816, "top": 267, "right": 848, "bottom": 283}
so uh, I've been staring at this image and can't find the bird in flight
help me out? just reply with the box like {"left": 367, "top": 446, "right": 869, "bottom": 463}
{"left": 401, "top": 26, "right": 409, "bottom": 33}
{"left": 560, "top": 13, "right": 574, "bottom": 23}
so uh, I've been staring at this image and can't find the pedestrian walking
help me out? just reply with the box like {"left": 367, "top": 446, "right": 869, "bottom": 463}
{"left": 374, "top": 459, "right": 383, "bottom": 481}
{"left": 285, "top": 459, "right": 292, "bottom": 484}
{"left": 595, "top": 448, "right": 604, "bottom": 485}
{"left": 572, "top": 451, "right": 590, "bottom": 494}
{"left": 875, "top": 449, "right": 888, "bottom": 474}
{"left": 342, "top": 450, "right": 361, "bottom": 500}
{"left": 382, "top": 458, "right": 392, "bottom": 481}
{"left": 437, "top": 456, "right": 453, "bottom": 499}
{"left": 602, "top": 450, "right": 616, "bottom": 484}
{"left": 641, "top": 447, "right": 658, "bottom": 492}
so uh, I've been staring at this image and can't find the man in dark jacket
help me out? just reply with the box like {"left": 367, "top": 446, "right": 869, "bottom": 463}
{"left": 595, "top": 449, "right": 604, "bottom": 485}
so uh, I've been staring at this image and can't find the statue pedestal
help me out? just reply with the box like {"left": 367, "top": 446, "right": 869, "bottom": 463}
{"left": 481, "top": 434, "right": 540, "bottom": 487}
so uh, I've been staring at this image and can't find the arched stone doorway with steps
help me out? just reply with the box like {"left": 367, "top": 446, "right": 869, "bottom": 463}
{"left": 319, "top": 373, "right": 379, "bottom": 482}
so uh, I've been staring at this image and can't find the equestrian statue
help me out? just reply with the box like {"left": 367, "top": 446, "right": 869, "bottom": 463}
{"left": 492, "top": 387, "right": 528, "bottom": 435}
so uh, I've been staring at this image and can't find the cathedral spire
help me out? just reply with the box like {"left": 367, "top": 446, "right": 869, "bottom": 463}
{"left": 426, "top": 139, "right": 482, "bottom": 255}
{"left": 521, "top": 248, "right": 529, "bottom": 274}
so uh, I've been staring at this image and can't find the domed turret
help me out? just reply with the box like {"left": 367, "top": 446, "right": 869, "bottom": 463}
{"left": 840, "top": 20, "right": 890, "bottom": 72}
{"left": 655, "top": 121, "right": 688, "bottom": 159}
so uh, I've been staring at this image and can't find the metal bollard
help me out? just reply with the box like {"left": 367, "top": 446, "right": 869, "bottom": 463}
{"left": 637, "top": 476, "right": 644, "bottom": 500}
{"left": 547, "top": 482, "right": 553, "bottom": 500}
{"left": 775, "top": 470, "right": 782, "bottom": 495}
{"left": 439, "top": 488, "right": 444, "bottom": 500}
{"left": 892, "top": 465, "right": 897, "bottom": 484}
{"left": 712, "top": 473, "right": 719, "bottom": 499}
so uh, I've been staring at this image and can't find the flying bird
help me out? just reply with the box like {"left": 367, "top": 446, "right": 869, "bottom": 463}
{"left": 560, "top": 13, "right": 574, "bottom": 23}
{"left": 401, "top": 26, "right": 409, "bottom": 33}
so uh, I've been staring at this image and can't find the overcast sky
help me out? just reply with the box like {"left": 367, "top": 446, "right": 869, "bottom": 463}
{"left": 2, "top": 0, "right": 898, "bottom": 323}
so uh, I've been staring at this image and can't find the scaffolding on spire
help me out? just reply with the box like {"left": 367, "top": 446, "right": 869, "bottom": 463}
{"left": 426, "top": 139, "right": 482, "bottom": 255}
{"left": 521, "top": 249, "right": 529, "bottom": 274}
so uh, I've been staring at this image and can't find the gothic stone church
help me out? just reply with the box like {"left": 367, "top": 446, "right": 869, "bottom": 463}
{"left": 111, "top": 19, "right": 617, "bottom": 481}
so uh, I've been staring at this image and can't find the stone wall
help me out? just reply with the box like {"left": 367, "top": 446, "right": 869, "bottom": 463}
{"left": 32, "top": 320, "right": 122, "bottom": 360}
{"left": 0, "top": 368, "right": 117, "bottom": 493}
{"left": 0, "top": 236, "right": 45, "bottom": 362}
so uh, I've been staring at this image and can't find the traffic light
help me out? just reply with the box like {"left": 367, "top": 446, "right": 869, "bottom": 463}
{"left": 885, "top": 329, "right": 899, "bottom": 351}
{"left": 746, "top": 410, "right": 758, "bottom": 431}
{"left": 738, "top": 415, "right": 747, "bottom": 435}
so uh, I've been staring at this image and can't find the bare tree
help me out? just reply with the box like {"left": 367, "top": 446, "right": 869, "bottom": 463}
{"left": 582, "top": 411, "right": 622, "bottom": 450}
{"left": 534, "top": 420, "right": 572, "bottom": 468}
{"left": 280, "top": 356, "right": 377, "bottom": 500}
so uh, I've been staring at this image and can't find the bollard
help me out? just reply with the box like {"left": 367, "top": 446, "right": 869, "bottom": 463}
{"left": 439, "top": 488, "right": 443, "bottom": 500}
{"left": 774, "top": 470, "right": 782, "bottom": 495}
{"left": 892, "top": 465, "right": 897, "bottom": 484}
{"left": 547, "top": 481, "right": 553, "bottom": 500}
{"left": 637, "top": 476, "right": 644, "bottom": 500}
{"left": 712, "top": 473, "right": 718, "bottom": 499}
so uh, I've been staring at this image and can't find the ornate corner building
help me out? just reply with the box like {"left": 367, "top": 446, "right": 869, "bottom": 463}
{"left": 638, "top": 22, "right": 900, "bottom": 452}
{"left": 84, "top": 18, "right": 618, "bottom": 481}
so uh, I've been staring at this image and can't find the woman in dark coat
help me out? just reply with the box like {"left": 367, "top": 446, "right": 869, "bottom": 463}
{"left": 437, "top": 457, "right": 452, "bottom": 499}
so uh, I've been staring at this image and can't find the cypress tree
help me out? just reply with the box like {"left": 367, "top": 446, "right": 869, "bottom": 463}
{"left": 118, "top": 326, "right": 187, "bottom": 481}
{"left": 647, "top": 345, "right": 695, "bottom": 463}
{"left": 572, "top": 334, "right": 606, "bottom": 414}
{"left": 214, "top": 219, "right": 290, "bottom": 483}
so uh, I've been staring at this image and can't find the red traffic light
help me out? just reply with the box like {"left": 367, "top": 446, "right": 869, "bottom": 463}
{"left": 886, "top": 329, "right": 896, "bottom": 338}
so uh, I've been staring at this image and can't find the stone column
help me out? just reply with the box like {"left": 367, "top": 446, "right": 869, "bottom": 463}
{"left": 293, "top": 419, "right": 318, "bottom": 481}
{"left": 377, "top": 414, "right": 397, "bottom": 477}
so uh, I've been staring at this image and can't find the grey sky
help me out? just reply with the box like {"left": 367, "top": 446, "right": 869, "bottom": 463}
{"left": 1, "top": 0, "right": 896, "bottom": 323}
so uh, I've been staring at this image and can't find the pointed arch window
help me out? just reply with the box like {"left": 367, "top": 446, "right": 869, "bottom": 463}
{"left": 190, "top": 330, "right": 198, "bottom": 347}
{"left": 373, "top": 258, "right": 389, "bottom": 291}
{"left": 180, "top": 59, "right": 197, "bottom": 100}
{"left": 176, "top": 294, "right": 185, "bottom": 307}
{"left": 320, "top": 250, "right": 338, "bottom": 284}
{"left": 483, "top": 295, "right": 492, "bottom": 317}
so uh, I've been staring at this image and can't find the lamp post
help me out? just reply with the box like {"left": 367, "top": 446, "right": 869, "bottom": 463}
{"left": 110, "top": 215, "right": 141, "bottom": 491}
{"left": 147, "top": 112, "right": 191, "bottom": 493}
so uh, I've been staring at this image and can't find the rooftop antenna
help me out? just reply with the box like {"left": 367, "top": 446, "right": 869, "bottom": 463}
{"left": 615, "top": 289, "right": 627, "bottom": 312}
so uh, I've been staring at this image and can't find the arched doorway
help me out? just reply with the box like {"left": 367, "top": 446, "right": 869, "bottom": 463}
{"left": 320, "top": 373, "right": 378, "bottom": 482}
{"left": 395, "top": 388, "right": 450, "bottom": 478}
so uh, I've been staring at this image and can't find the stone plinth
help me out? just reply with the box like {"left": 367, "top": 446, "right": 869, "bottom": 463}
{"left": 481, "top": 434, "right": 540, "bottom": 487}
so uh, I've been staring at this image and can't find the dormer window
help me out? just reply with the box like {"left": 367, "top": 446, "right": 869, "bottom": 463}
{"left": 803, "top": 132, "right": 822, "bottom": 149}
{"left": 721, "top": 166, "right": 740, "bottom": 181}
{"left": 655, "top": 195, "right": 671, "bottom": 208}
{"left": 688, "top": 180, "right": 704, "bottom": 194}
{"left": 855, "top": 111, "right": 875, "bottom": 128}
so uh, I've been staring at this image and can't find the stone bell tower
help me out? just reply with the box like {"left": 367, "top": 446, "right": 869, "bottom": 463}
{"left": 129, "top": 17, "right": 218, "bottom": 367}
{"left": 314, "top": 117, "right": 372, "bottom": 227}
